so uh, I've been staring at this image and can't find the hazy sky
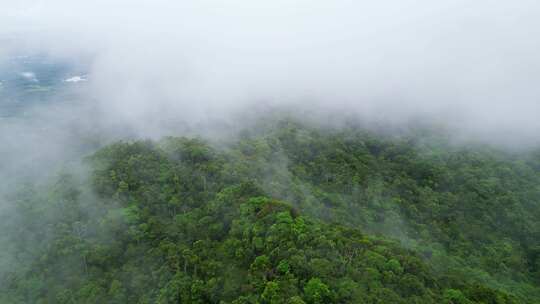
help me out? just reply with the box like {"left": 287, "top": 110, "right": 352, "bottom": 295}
{"left": 1, "top": 0, "right": 540, "bottom": 143}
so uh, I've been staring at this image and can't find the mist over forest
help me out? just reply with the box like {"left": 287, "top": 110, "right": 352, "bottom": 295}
{"left": 2, "top": 1, "right": 540, "bottom": 303}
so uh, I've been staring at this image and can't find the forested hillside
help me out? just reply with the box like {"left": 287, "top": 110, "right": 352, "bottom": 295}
{"left": 2, "top": 119, "right": 540, "bottom": 303}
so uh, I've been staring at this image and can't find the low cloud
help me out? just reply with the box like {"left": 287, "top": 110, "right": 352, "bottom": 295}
{"left": 1, "top": 1, "right": 540, "bottom": 145}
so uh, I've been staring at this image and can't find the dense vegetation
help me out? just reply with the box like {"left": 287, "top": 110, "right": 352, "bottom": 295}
{"left": 2, "top": 119, "right": 540, "bottom": 303}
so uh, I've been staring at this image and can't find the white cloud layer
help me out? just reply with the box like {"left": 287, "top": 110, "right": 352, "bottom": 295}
{"left": 1, "top": 0, "right": 540, "bottom": 143}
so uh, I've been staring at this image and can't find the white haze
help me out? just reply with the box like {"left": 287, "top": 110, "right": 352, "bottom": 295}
{"left": 1, "top": 0, "right": 540, "bottom": 157}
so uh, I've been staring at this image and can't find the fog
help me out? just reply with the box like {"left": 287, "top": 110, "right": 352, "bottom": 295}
{"left": 1, "top": 0, "right": 540, "bottom": 179}
{"left": 0, "top": 1, "right": 538, "bottom": 141}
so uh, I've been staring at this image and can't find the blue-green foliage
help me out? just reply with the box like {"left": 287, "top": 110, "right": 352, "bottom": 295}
{"left": 2, "top": 121, "right": 539, "bottom": 303}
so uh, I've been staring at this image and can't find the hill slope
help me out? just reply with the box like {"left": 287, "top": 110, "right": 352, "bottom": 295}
{"left": 2, "top": 120, "right": 539, "bottom": 303}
